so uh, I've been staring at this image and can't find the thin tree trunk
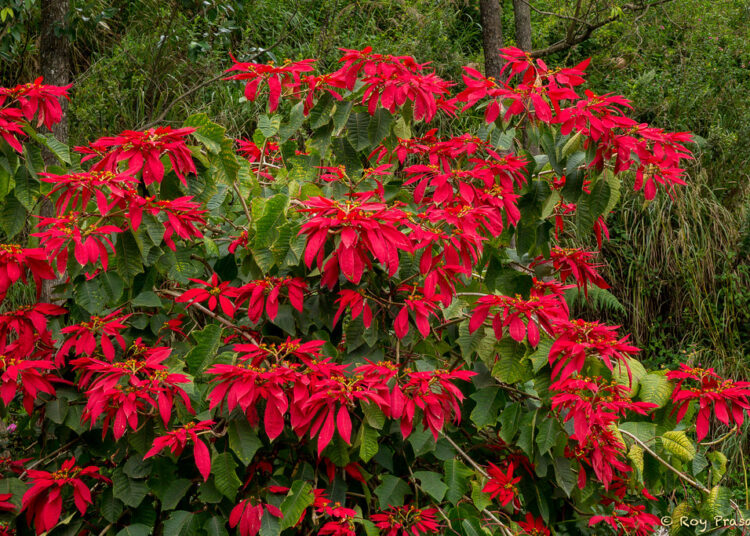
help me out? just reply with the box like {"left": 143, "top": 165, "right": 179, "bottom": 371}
{"left": 513, "top": 0, "right": 532, "bottom": 51}
{"left": 39, "top": 0, "right": 70, "bottom": 303}
{"left": 479, "top": 0, "right": 504, "bottom": 79}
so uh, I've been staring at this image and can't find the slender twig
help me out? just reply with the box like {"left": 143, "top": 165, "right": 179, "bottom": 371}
{"left": 156, "top": 288, "right": 258, "bottom": 344}
{"left": 620, "top": 429, "right": 744, "bottom": 516}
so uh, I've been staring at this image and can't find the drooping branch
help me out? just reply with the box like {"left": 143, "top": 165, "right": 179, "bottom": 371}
{"left": 524, "top": 0, "right": 677, "bottom": 58}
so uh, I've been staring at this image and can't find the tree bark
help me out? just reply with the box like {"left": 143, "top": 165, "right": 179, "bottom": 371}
{"left": 479, "top": 0, "right": 504, "bottom": 79}
{"left": 513, "top": 0, "right": 532, "bottom": 51}
{"left": 39, "top": 0, "right": 70, "bottom": 303}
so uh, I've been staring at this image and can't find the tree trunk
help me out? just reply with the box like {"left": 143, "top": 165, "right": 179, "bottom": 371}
{"left": 39, "top": 0, "right": 70, "bottom": 303}
{"left": 479, "top": 0, "right": 504, "bottom": 79}
{"left": 513, "top": 0, "right": 532, "bottom": 51}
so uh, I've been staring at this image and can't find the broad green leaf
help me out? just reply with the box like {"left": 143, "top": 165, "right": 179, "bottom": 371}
{"left": 258, "top": 114, "right": 281, "bottom": 137}
{"left": 413, "top": 471, "right": 448, "bottom": 502}
{"left": 368, "top": 108, "right": 393, "bottom": 146}
{"left": 164, "top": 511, "right": 200, "bottom": 536}
{"left": 359, "top": 424, "right": 379, "bottom": 463}
{"left": 638, "top": 373, "right": 673, "bottom": 408}
{"left": 158, "top": 479, "right": 192, "bottom": 510}
{"left": 708, "top": 451, "right": 727, "bottom": 485}
{"left": 535, "top": 416, "right": 559, "bottom": 455}
{"left": 670, "top": 502, "right": 692, "bottom": 536}
{"left": 116, "top": 231, "right": 145, "bottom": 281}
{"left": 469, "top": 387, "right": 503, "bottom": 429}
{"left": 0, "top": 194, "right": 26, "bottom": 238}
{"left": 660, "top": 430, "right": 696, "bottom": 462}
{"left": 132, "top": 290, "right": 162, "bottom": 308}
{"left": 115, "top": 525, "right": 152, "bottom": 536}
{"left": 553, "top": 457, "right": 577, "bottom": 497}
{"left": 700, "top": 485, "right": 732, "bottom": 519}
{"left": 278, "top": 102, "right": 306, "bottom": 142}
{"left": 253, "top": 193, "right": 288, "bottom": 248}
{"left": 185, "top": 113, "right": 226, "bottom": 155}
{"left": 112, "top": 468, "right": 149, "bottom": 508}
{"left": 279, "top": 481, "right": 315, "bottom": 531}
{"left": 346, "top": 112, "right": 371, "bottom": 151}
{"left": 185, "top": 323, "right": 223, "bottom": 374}
{"left": 374, "top": 475, "right": 411, "bottom": 509}
{"left": 13, "top": 166, "right": 39, "bottom": 210}
{"left": 211, "top": 451, "right": 242, "bottom": 500}
{"left": 470, "top": 480, "right": 492, "bottom": 512}
{"left": 444, "top": 459, "right": 473, "bottom": 505}
{"left": 228, "top": 419, "right": 262, "bottom": 465}
{"left": 204, "top": 516, "right": 230, "bottom": 536}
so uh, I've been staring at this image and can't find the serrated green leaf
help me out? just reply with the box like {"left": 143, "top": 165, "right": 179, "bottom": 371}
{"left": 228, "top": 419, "right": 262, "bottom": 465}
{"left": 279, "top": 481, "right": 315, "bottom": 531}
{"left": 469, "top": 387, "right": 503, "bottom": 429}
{"left": 112, "top": 468, "right": 149, "bottom": 508}
{"left": 211, "top": 451, "right": 242, "bottom": 500}
{"left": 375, "top": 475, "right": 411, "bottom": 509}
{"left": 660, "top": 430, "right": 696, "bottom": 462}
{"left": 368, "top": 108, "right": 392, "bottom": 146}
{"left": 414, "top": 471, "right": 447, "bottom": 502}
{"left": 638, "top": 373, "right": 673, "bottom": 408}
{"left": 444, "top": 459, "right": 473, "bottom": 505}
{"left": 359, "top": 424, "right": 379, "bottom": 463}
{"left": 164, "top": 511, "right": 200, "bottom": 536}
{"left": 185, "top": 324, "right": 222, "bottom": 374}
{"left": 115, "top": 525, "right": 152, "bottom": 536}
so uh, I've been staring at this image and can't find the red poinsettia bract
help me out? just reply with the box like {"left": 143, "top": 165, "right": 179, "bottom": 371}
{"left": 21, "top": 457, "right": 110, "bottom": 534}
{"left": 371, "top": 505, "right": 441, "bottom": 536}
{"left": 144, "top": 420, "right": 215, "bottom": 481}
{"left": 666, "top": 364, "right": 750, "bottom": 440}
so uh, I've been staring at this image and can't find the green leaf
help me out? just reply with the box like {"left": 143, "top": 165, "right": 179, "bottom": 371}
{"left": 258, "top": 115, "right": 281, "bottom": 137}
{"left": 669, "top": 502, "right": 692, "bottom": 536}
{"left": 13, "top": 166, "right": 39, "bottom": 210}
{"left": 115, "top": 525, "right": 152, "bottom": 536}
{"left": 374, "top": 475, "right": 411, "bottom": 509}
{"left": 359, "top": 424, "right": 379, "bottom": 463}
{"left": 278, "top": 102, "right": 306, "bottom": 142}
{"left": 211, "top": 138, "right": 240, "bottom": 185}
{"left": 158, "top": 479, "right": 192, "bottom": 510}
{"left": 132, "top": 290, "right": 162, "bottom": 308}
{"left": 470, "top": 480, "right": 492, "bottom": 512}
{"left": 185, "top": 324, "right": 223, "bottom": 374}
{"left": 535, "top": 416, "right": 559, "bottom": 455}
{"left": 361, "top": 401, "right": 386, "bottom": 430}
{"left": 185, "top": 113, "right": 226, "bottom": 155}
{"left": 492, "top": 352, "right": 527, "bottom": 384}
{"left": 700, "top": 485, "right": 732, "bottom": 519}
{"left": 368, "top": 108, "right": 393, "bottom": 146}
{"left": 253, "top": 194, "right": 288, "bottom": 248}
{"left": 638, "top": 373, "right": 673, "bottom": 408}
{"left": 112, "top": 468, "right": 149, "bottom": 508}
{"left": 0, "top": 194, "right": 26, "bottom": 238}
{"left": 164, "top": 511, "right": 200, "bottom": 536}
{"left": 228, "top": 419, "right": 262, "bottom": 465}
{"left": 413, "top": 471, "right": 448, "bottom": 502}
{"left": 346, "top": 112, "right": 371, "bottom": 151}
{"left": 708, "top": 451, "right": 727, "bottom": 485}
{"left": 204, "top": 516, "right": 230, "bottom": 536}
{"left": 553, "top": 457, "right": 577, "bottom": 497}
{"left": 444, "top": 459, "right": 473, "bottom": 505}
{"left": 116, "top": 231, "right": 145, "bottom": 281}
{"left": 279, "top": 481, "right": 315, "bottom": 531}
{"left": 211, "top": 451, "right": 242, "bottom": 500}
{"left": 469, "top": 387, "right": 503, "bottom": 429}
{"left": 660, "top": 430, "right": 696, "bottom": 462}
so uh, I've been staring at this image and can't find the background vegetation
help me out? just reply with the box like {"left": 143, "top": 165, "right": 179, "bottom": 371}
{"left": 2, "top": 0, "right": 748, "bottom": 485}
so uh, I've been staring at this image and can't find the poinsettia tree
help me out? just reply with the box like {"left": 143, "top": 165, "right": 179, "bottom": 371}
{"left": 0, "top": 47, "right": 748, "bottom": 536}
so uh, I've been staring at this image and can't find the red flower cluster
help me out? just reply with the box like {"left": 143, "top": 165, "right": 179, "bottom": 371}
{"left": 75, "top": 126, "right": 197, "bottom": 186}
{"left": 666, "top": 364, "right": 750, "bottom": 440}
{"left": 469, "top": 292, "right": 568, "bottom": 346}
{"left": 0, "top": 244, "right": 55, "bottom": 300}
{"left": 21, "top": 458, "right": 109, "bottom": 534}
{"left": 0, "top": 77, "right": 70, "bottom": 151}
{"left": 144, "top": 420, "right": 214, "bottom": 481}
{"left": 482, "top": 461, "right": 521, "bottom": 508}
{"left": 371, "top": 505, "right": 441, "bottom": 536}
{"left": 72, "top": 340, "right": 194, "bottom": 438}
{"left": 206, "top": 342, "right": 473, "bottom": 453}
{"left": 549, "top": 319, "right": 639, "bottom": 381}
